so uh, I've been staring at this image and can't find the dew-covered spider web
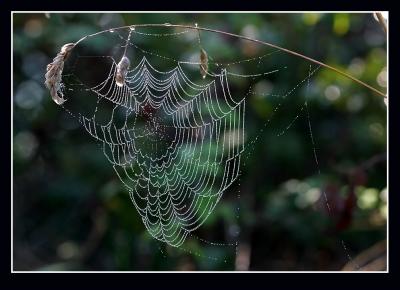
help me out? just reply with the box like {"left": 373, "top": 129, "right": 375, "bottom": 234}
{"left": 47, "top": 24, "right": 361, "bottom": 267}
{"left": 82, "top": 58, "right": 245, "bottom": 248}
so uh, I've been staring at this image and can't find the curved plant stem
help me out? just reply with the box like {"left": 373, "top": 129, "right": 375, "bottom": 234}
{"left": 75, "top": 22, "right": 387, "bottom": 98}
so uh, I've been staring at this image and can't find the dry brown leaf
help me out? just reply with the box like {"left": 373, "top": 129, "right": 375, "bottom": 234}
{"left": 200, "top": 48, "right": 208, "bottom": 79}
{"left": 44, "top": 43, "right": 75, "bottom": 105}
{"left": 115, "top": 56, "right": 131, "bottom": 87}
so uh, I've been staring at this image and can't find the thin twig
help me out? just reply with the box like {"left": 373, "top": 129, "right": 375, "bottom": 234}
{"left": 334, "top": 152, "right": 386, "bottom": 175}
{"left": 73, "top": 23, "right": 386, "bottom": 98}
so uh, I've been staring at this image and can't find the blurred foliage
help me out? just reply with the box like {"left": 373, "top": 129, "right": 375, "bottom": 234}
{"left": 13, "top": 13, "right": 387, "bottom": 271}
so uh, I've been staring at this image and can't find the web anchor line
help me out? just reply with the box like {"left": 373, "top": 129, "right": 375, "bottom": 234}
{"left": 303, "top": 65, "right": 360, "bottom": 271}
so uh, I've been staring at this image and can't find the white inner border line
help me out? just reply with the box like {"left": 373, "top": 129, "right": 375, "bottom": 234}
{"left": 11, "top": 11, "right": 389, "bottom": 273}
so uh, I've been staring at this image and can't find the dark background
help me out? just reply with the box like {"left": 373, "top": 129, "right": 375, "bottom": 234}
{"left": 12, "top": 13, "right": 387, "bottom": 271}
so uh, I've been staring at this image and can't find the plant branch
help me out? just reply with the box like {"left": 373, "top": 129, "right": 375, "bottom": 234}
{"left": 74, "top": 22, "right": 387, "bottom": 98}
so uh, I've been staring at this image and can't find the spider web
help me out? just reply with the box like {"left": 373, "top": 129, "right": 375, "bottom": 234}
{"left": 50, "top": 25, "right": 359, "bottom": 267}
{"left": 58, "top": 28, "right": 251, "bottom": 248}
{"left": 88, "top": 59, "right": 244, "bottom": 247}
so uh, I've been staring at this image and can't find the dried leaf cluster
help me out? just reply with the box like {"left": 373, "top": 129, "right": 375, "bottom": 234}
{"left": 44, "top": 43, "right": 75, "bottom": 105}
{"left": 200, "top": 48, "right": 208, "bottom": 79}
{"left": 115, "top": 56, "right": 131, "bottom": 87}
